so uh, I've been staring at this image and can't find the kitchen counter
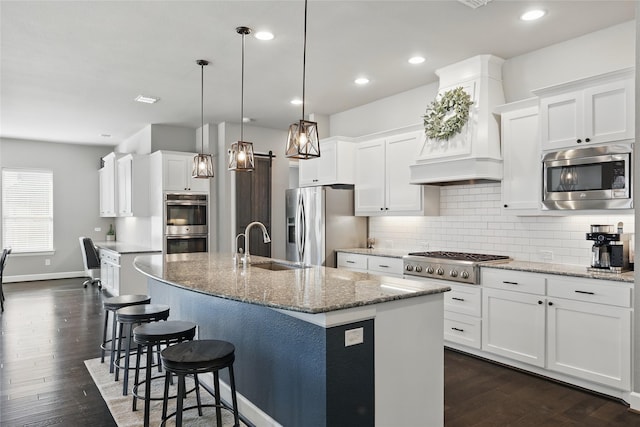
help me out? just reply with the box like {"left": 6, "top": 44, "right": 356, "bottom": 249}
{"left": 483, "top": 260, "right": 634, "bottom": 283}
{"left": 134, "top": 252, "right": 448, "bottom": 427}
{"left": 94, "top": 241, "right": 160, "bottom": 254}
{"left": 336, "top": 247, "right": 411, "bottom": 259}
{"left": 133, "top": 252, "right": 449, "bottom": 314}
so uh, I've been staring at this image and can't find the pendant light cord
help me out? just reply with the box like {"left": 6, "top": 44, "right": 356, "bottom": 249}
{"left": 301, "top": 0, "right": 308, "bottom": 120}
{"left": 200, "top": 62, "right": 204, "bottom": 153}
{"left": 241, "top": 31, "right": 245, "bottom": 142}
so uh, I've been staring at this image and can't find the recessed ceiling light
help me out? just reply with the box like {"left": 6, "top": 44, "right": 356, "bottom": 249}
{"left": 134, "top": 95, "right": 159, "bottom": 104}
{"left": 254, "top": 31, "right": 274, "bottom": 41}
{"left": 355, "top": 77, "right": 370, "bottom": 85}
{"left": 408, "top": 56, "right": 426, "bottom": 65}
{"left": 520, "top": 9, "right": 546, "bottom": 21}
{"left": 290, "top": 98, "right": 303, "bottom": 106}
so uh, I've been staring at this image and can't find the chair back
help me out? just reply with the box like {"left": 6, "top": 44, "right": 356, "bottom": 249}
{"left": 79, "top": 237, "right": 100, "bottom": 271}
{"left": 0, "top": 248, "right": 11, "bottom": 274}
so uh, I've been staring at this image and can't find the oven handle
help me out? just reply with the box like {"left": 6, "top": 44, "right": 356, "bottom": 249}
{"left": 165, "top": 234, "right": 208, "bottom": 240}
{"left": 165, "top": 201, "right": 208, "bottom": 206}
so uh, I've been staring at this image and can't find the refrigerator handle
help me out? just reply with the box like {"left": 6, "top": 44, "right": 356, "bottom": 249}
{"left": 296, "top": 193, "right": 306, "bottom": 261}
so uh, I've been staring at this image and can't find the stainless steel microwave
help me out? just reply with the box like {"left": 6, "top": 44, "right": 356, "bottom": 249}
{"left": 542, "top": 144, "right": 632, "bottom": 210}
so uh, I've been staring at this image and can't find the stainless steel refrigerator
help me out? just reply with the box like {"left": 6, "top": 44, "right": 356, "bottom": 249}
{"left": 286, "top": 187, "right": 367, "bottom": 268}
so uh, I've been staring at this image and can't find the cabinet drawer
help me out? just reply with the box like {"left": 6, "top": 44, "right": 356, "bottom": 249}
{"left": 367, "top": 256, "right": 403, "bottom": 275}
{"left": 547, "top": 276, "right": 631, "bottom": 308}
{"left": 444, "top": 312, "right": 481, "bottom": 349}
{"left": 337, "top": 253, "right": 368, "bottom": 270}
{"left": 482, "top": 268, "right": 545, "bottom": 295}
{"left": 444, "top": 283, "right": 481, "bottom": 317}
{"left": 99, "top": 249, "right": 120, "bottom": 265}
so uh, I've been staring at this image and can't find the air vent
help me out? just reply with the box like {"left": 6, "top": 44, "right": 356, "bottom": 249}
{"left": 458, "top": 0, "right": 493, "bottom": 9}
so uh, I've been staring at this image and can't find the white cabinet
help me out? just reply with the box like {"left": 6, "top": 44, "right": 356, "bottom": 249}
{"left": 482, "top": 288, "right": 546, "bottom": 367}
{"left": 116, "top": 154, "right": 150, "bottom": 217}
{"left": 444, "top": 283, "right": 482, "bottom": 349}
{"left": 480, "top": 268, "right": 632, "bottom": 391}
{"left": 99, "top": 248, "right": 156, "bottom": 296}
{"left": 298, "top": 138, "right": 355, "bottom": 187}
{"left": 154, "top": 151, "right": 210, "bottom": 193}
{"left": 535, "top": 69, "right": 634, "bottom": 151}
{"left": 336, "top": 252, "right": 404, "bottom": 278}
{"left": 99, "top": 249, "right": 120, "bottom": 295}
{"left": 355, "top": 131, "right": 439, "bottom": 216}
{"left": 495, "top": 99, "right": 541, "bottom": 214}
{"left": 99, "top": 153, "right": 119, "bottom": 217}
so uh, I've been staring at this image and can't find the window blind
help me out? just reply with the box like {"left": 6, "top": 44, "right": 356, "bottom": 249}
{"left": 2, "top": 169, "right": 54, "bottom": 253}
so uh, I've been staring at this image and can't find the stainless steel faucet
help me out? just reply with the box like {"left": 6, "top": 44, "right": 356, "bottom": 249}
{"left": 233, "top": 233, "right": 245, "bottom": 264}
{"left": 243, "top": 221, "right": 271, "bottom": 266}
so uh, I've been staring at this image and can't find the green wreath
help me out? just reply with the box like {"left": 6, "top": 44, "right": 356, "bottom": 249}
{"left": 423, "top": 86, "right": 473, "bottom": 141}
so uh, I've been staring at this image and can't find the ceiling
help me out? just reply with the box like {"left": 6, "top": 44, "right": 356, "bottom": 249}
{"left": 0, "top": 0, "right": 635, "bottom": 146}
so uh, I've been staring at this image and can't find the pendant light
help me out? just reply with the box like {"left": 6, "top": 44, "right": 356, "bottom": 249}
{"left": 228, "top": 26, "right": 255, "bottom": 171}
{"left": 285, "top": 0, "right": 320, "bottom": 159}
{"left": 192, "top": 59, "right": 215, "bottom": 178}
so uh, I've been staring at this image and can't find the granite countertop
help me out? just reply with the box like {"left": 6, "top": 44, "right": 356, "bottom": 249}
{"left": 483, "top": 260, "right": 634, "bottom": 283}
{"left": 133, "top": 252, "right": 450, "bottom": 314}
{"left": 95, "top": 241, "right": 161, "bottom": 255}
{"left": 336, "top": 248, "right": 411, "bottom": 259}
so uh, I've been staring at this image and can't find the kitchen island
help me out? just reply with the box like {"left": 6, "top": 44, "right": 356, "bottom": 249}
{"left": 134, "top": 252, "right": 450, "bottom": 427}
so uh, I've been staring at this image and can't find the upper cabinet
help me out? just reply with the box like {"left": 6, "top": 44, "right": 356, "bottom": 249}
{"left": 154, "top": 151, "right": 210, "bottom": 193}
{"left": 534, "top": 68, "right": 634, "bottom": 151}
{"left": 298, "top": 137, "right": 356, "bottom": 187}
{"left": 99, "top": 152, "right": 120, "bottom": 217}
{"left": 354, "top": 131, "right": 439, "bottom": 216}
{"left": 116, "top": 154, "right": 150, "bottom": 217}
{"left": 495, "top": 99, "right": 541, "bottom": 215}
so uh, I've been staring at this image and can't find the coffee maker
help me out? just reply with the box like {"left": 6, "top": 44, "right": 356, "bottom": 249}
{"left": 586, "top": 224, "right": 629, "bottom": 273}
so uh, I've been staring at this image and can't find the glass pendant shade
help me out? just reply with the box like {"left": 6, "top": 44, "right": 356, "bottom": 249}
{"left": 286, "top": 119, "right": 320, "bottom": 159}
{"left": 228, "top": 140, "right": 255, "bottom": 171}
{"left": 192, "top": 153, "right": 215, "bottom": 178}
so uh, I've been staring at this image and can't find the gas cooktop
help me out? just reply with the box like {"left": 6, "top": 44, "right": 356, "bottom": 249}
{"left": 403, "top": 251, "right": 511, "bottom": 284}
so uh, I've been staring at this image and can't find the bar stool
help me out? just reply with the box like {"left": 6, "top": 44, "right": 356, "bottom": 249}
{"left": 132, "top": 320, "right": 197, "bottom": 427}
{"left": 114, "top": 304, "right": 170, "bottom": 396}
{"left": 160, "top": 340, "right": 240, "bottom": 427}
{"left": 102, "top": 294, "right": 151, "bottom": 373}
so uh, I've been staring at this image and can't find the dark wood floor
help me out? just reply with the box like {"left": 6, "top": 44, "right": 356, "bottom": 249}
{"left": 1, "top": 279, "right": 639, "bottom": 426}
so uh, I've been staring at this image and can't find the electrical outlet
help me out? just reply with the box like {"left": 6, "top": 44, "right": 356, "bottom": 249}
{"left": 540, "top": 250, "right": 553, "bottom": 262}
{"left": 45, "top": 259, "right": 51, "bottom": 266}
{"left": 345, "top": 327, "right": 364, "bottom": 347}
{"left": 94, "top": 227, "right": 101, "bottom": 232}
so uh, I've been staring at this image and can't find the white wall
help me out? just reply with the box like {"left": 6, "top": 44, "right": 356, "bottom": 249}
{"left": 215, "top": 122, "right": 288, "bottom": 259}
{"left": 0, "top": 138, "right": 113, "bottom": 279}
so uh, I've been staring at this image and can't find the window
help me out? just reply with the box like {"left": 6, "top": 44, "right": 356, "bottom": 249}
{"left": 2, "top": 169, "right": 54, "bottom": 253}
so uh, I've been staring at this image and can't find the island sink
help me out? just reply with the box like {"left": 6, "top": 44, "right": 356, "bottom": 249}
{"left": 251, "top": 261, "right": 309, "bottom": 271}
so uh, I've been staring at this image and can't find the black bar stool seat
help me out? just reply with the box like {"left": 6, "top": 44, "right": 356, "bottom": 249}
{"left": 132, "top": 320, "right": 198, "bottom": 427}
{"left": 160, "top": 340, "right": 240, "bottom": 427}
{"left": 114, "top": 303, "right": 170, "bottom": 396}
{"left": 102, "top": 294, "right": 151, "bottom": 373}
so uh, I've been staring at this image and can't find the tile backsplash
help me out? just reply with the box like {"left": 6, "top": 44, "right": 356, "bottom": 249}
{"left": 368, "top": 183, "right": 635, "bottom": 266}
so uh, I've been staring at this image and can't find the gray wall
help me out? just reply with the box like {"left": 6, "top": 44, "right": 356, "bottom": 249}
{"left": 0, "top": 138, "right": 113, "bottom": 280}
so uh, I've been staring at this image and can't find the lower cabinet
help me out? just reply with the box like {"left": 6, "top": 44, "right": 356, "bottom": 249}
{"left": 444, "top": 284, "right": 482, "bottom": 349}
{"left": 336, "top": 252, "right": 403, "bottom": 278}
{"left": 100, "top": 249, "right": 121, "bottom": 295}
{"left": 99, "top": 248, "right": 155, "bottom": 296}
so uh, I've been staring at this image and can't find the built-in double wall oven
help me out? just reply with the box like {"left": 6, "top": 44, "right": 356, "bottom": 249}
{"left": 164, "top": 193, "right": 208, "bottom": 254}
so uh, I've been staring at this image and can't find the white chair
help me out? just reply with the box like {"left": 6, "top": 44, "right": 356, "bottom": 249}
{"left": 79, "top": 237, "right": 101, "bottom": 289}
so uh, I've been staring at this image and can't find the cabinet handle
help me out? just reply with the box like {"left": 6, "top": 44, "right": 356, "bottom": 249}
{"left": 378, "top": 265, "right": 389, "bottom": 268}
{"left": 503, "top": 281, "right": 519, "bottom": 285}
{"left": 451, "top": 327, "right": 464, "bottom": 332}
{"left": 585, "top": 138, "right": 591, "bottom": 143}
{"left": 385, "top": 207, "right": 389, "bottom": 210}
{"left": 503, "top": 204, "right": 508, "bottom": 208}
{"left": 380, "top": 207, "right": 384, "bottom": 211}
{"left": 346, "top": 260, "right": 355, "bottom": 264}
{"left": 574, "top": 290, "right": 595, "bottom": 295}
{"left": 538, "top": 300, "right": 543, "bottom": 305}
{"left": 452, "top": 297, "right": 465, "bottom": 302}
{"left": 548, "top": 301, "right": 554, "bottom": 306}
{"left": 576, "top": 139, "right": 582, "bottom": 143}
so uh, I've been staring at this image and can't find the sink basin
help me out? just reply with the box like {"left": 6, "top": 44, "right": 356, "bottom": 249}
{"left": 251, "top": 261, "right": 309, "bottom": 271}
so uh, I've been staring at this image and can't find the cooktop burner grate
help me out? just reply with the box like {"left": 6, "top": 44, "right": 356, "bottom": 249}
{"left": 406, "top": 251, "right": 510, "bottom": 262}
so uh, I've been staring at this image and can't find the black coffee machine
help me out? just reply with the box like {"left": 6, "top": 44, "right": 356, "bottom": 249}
{"left": 586, "top": 224, "right": 629, "bottom": 273}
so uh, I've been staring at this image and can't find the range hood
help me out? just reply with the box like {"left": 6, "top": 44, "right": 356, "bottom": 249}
{"left": 410, "top": 54, "right": 505, "bottom": 185}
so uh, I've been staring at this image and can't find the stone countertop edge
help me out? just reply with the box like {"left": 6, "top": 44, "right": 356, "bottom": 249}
{"left": 133, "top": 253, "right": 450, "bottom": 315}
{"left": 482, "top": 260, "right": 634, "bottom": 283}
{"left": 336, "top": 248, "right": 412, "bottom": 259}
{"left": 95, "top": 241, "right": 161, "bottom": 255}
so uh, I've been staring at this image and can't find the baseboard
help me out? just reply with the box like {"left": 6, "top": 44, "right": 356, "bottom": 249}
{"left": 198, "top": 374, "right": 282, "bottom": 427}
{"left": 4, "top": 271, "right": 85, "bottom": 283}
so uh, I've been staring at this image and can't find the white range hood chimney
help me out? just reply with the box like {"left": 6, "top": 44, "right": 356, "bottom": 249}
{"left": 410, "top": 54, "right": 505, "bottom": 185}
